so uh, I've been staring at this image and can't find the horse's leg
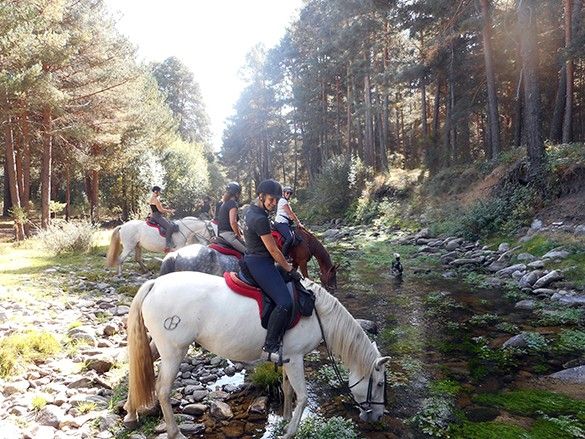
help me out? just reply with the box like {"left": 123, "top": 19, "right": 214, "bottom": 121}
{"left": 118, "top": 245, "right": 135, "bottom": 276}
{"left": 156, "top": 346, "right": 188, "bottom": 439}
{"left": 281, "top": 356, "right": 307, "bottom": 439}
{"left": 134, "top": 245, "right": 148, "bottom": 272}
{"left": 282, "top": 368, "right": 294, "bottom": 420}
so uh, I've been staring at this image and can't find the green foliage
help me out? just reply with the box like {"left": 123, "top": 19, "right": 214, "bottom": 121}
{"left": 31, "top": 395, "right": 48, "bottom": 411}
{"left": 36, "top": 220, "right": 97, "bottom": 255}
{"left": 555, "top": 330, "right": 585, "bottom": 355}
{"left": 162, "top": 139, "right": 211, "bottom": 216}
{"left": 0, "top": 330, "right": 61, "bottom": 377}
{"left": 473, "top": 389, "right": 585, "bottom": 417}
{"left": 495, "top": 322, "right": 519, "bottom": 334}
{"left": 535, "top": 308, "right": 584, "bottom": 326}
{"left": 270, "top": 415, "right": 359, "bottom": 439}
{"left": 409, "top": 396, "right": 454, "bottom": 437}
{"left": 450, "top": 421, "right": 527, "bottom": 439}
{"left": 521, "top": 332, "right": 550, "bottom": 353}
{"left": 302, "top": 155, "right": 368, "bottom": 222}
{"left": 249, "top": 362, "right": 281, "bottom": 390}
{"left": 468, "top": 313, "right": 500, "bottom": 327}
{"left": 316, "top": 364, "right": 349, "bottom": 388}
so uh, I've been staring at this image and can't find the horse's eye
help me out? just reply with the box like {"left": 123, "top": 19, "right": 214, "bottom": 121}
{"left": 377, "top": 382, "right": 384, "bottom": 387}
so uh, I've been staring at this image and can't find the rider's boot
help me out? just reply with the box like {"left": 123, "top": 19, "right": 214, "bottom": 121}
{"left": 261, "top": 305, "right": 290, "bottom": 365}
{"left": 282, "top": 238, "right": 293, "bottom": 262}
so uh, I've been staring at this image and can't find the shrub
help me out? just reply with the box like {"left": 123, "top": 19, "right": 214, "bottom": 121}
{"left": 409, "top": 396, "right": 454, "bottom": 437}
{"left": 556, "top": 330, "right": 585, "bottom": 355}
{"left": 249, "top": 362, "right": 281, "bottom": 391}
{"left": 31, "top": 395, "right": 48, "bottom": 411}
{"left": 270, "top": 415, "right": 359, "bottom": 439}
{"left": 36, "top": 220, "right": 97, "bottom": 254}
{"left": 0, "top": 330, "right": 61, "bottom": 377}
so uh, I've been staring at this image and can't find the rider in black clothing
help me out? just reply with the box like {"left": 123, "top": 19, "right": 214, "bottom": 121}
{"left": 217, "top": 182, "right": 246, "bottom": 253}
{"left": 244, "top": 179, "right": 302, "bottom": 363}
{"left": 148, "top": 186, "right": 176, "bottom": 251}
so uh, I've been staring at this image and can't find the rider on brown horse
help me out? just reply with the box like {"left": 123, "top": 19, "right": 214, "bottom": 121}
{"left": 274, "top": 185, "right": 303, "bottom": 261}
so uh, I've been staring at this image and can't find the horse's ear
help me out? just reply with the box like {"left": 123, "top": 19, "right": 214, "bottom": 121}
{"left": 375, "top": 356, "right": 391, "bottom": 370}
{"left": 371, "top": 341, "right": 377, "bottom": 349}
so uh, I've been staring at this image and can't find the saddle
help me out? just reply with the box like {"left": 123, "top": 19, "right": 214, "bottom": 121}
{"left": 271, "top": 228, "right": 303, "bottom": 251}
{"left": 145, "top": 215, "right": 178, "bottom": 238}
{"left": 208, "top": 236, "right": 243, "bottom": 259}
{"left": 223, "top": 267, "right": 315, "bottom": 330}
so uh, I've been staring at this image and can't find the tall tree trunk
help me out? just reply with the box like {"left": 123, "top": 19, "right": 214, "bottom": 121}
{"left": 346, "top": 64, "right": 352, "bottom": 155}
{"left": 363, "top": 67, "right": 375, "bottom": 168}
{"left": 335, "top": 76, "right": 341, "bottom": 155}
{"left": 3, "top": 161, "right": 12, "bottom": 216}
{"left": 563, "top": 0, "right": 574, "bottom": 143}
{"left": 480, "top": 0, "right": 501, "bottom": 158}
{"left": 65, "top": 166, "right": 71, "bottom": 222}
{"left": 420, "top": 32, "right": 429, "bottom": 138}
{"left": 550, "top": 65, "right": 567, "bottom": 142}
{"left": 20, "top": 109, "right": 31, "bottom": 210}
{"left": 4, "top": 117, "right": 25, "bottom": 240}
{"left": 40, "top": 107, "right": 53, "bottom": 228}
{"left": 382, "top": 93, "right": 389, "bottom": 168}
{"left": 517, "top": 0, "right": 545, "bottom": 180}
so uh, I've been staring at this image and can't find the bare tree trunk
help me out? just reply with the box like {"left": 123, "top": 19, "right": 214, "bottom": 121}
{"left": 346, "top": 64, "right": 352, "bottom": 155}
{"left": 4, "top": 117, "right": 25, "bottom": 240}
{"left": 3, "top": 161, "right": 12, "bottom": 216}
{"left": 40, "top": 107, "right": 53, "bottom": 228}
{"left": 550, "top": 65, "right": 567, "bottom": 142}
{"left": 563, "top": 0, "right": 574, "bottom": 143}
{"left": 480, "top": 0, "right": 501, "bottom": 158}
{"left": 20, "top": 109, "right": 31, "bottom": 210}
{"left": 65, "top": 166, "right": 71, "bottom": 222}
{"left": 363, "top": 67, "right": 375, "bottom": 168}
{"left": 517, "top": 0, "right": 545, "bottom": 180}
{"left": 335, "top": 76, "right": 341, "bottom": 155}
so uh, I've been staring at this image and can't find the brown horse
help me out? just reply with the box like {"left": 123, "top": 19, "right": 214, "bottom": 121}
{"left": 288, "top": 227, "right": 338, "bottom": 292}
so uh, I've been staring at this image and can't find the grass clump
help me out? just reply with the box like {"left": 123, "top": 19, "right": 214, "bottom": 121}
{"left": 450, "top": 421, "right": 527, "bottom": 439}
{"left": 430, "top": 379, "right": 462, "bottom": 397}
{"left": 0, "top": 330, "right": 61, "bottom": 377}
{"left": 31, "top": 395, "right": 48, "bottom": 411}
{"left": 409, "top": 396, "right": 454, "bottom": 437}
{"left": 535, "top": 308, "right": 584, "bottom": 326}
{"left": 249, "top": 362, "right": 281, "bottom": 391}
{"left": 36, "top": 220, "right": 97, "bottom": 255}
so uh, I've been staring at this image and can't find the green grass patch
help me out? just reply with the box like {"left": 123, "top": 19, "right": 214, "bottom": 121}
{"left": 451, "top": 421, "right": 527, "bottom": 439}
{"left": 31, "top": 395, "right": 48, "bottom": 411}
{"left": 555, "top": 329, "right": 585, "bottom": 355}
{"left": 0, "top": 330, "right": 61, "bottom": 377}
{"left": 473, "top": 389, "right": 585, "bottom": 417}
{"left": 430, "top": 379, "right": 462, "bottom": 396}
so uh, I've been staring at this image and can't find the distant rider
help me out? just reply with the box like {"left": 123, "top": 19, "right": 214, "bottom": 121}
{"left": 148, "top": 186, "right": 176, "bottom": 252}
{"left": 217, "top": 182, "right": 247, "bottom": 253}
{"left": 274, "top": 185, "right": 303, "bottom": 260}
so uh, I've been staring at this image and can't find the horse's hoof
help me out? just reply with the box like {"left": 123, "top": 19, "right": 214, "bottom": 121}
{"left": 123, "top": 419, "right": 139, "bottom": 430}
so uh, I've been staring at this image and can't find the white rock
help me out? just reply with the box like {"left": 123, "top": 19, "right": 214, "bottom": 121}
{"left": 498, "top": 242, "right": 510, "bottom": 252}
{"left": 549, "top": 366, "right": 585, "bottom": 383}
{"left": 531, "top": 219, "right": 543, "bottom": 230}
{"left": 542, "top": 250, "right": 570, "bottom": 259}
{"left": 533, "top": 270, "right": 564, "bottom": 289}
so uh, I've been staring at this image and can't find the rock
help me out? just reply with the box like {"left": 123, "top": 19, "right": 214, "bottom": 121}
{"left": 498, "top": 243, "right": 510, "bottom": 252}
{"left": 0, "top": 421, "right": 22, "bottom": 439}
{"left": 527, "top": 260, "right": 545, "bottom": 269}
{"left": 531, "top": 219, "right": 543, "bottom": 231}
{"left": 551, "top": 291, "right": 585, "bottom": 306}
{"left": 209, "top": 400, "right": 233, "bottom": 419}
{"left": 98, "top": 413, "right": 119, "bottom": 431}
{"left": 68, "top": 377, "right": 93, "bottom": 389}
{"left": 414, "top": 228, "right": 431, "bottom": 239}
{"left": 548, "top": 366, "right": 585, "bottom": 383}
{"left": 357, "top": 319, "right": 378, "bottom": 334}
{"left": 445, "top": 240, "right": 460, "bottom": 251}
{"left": 36, "top": 404, "right": 65, "bottom": 428}
{"left": 322, "top": 229, "right": 341, "bottom": 241}
{"left": 85, "top": 356, "right": 114, "bottom": 374}
{"left": 517, "top": 253, "right": 535, "bottom": 261}
{"left": 113, "top": 305, "right": 130, "bottom": 316}
{"left": 450, "top": 258, "right": 482, "bottom": 267}
{"left": 503, "top": 334, "right": 529, "bottom": 349}
{"left": 248, "top": 396, "right": 268, "bottom": 416}
{"left": 464, "top": 406, "right": 500, "bottom": 422}
{"left": 487, "top": 261, "right": 509, "bottom": 272}
{"left": 222, "top": 421, "right": 246, "bottom": 438}
{"left": 191, "top": 390, "right": 208, "bottom": 402}
{"left": 24, "top": 425, "right": 57, "bottom": 439}
{"left": 542, "top": 250, "right": 570, "bottom": 260}
{"left": 178, "top": 422, "right": 206, "bottom": 434}
{"left": 3, "top": 379, "right": 30, "bottom": 395}
{"left": 518, "top": 271, "right": 541, "bottom": 288}
{"left": 575, "top": 224, "right": 585, "bottom": 236}
{"left": 531, "top": 288, "right": 556, "bottom": 296}
{"left": 496, "top": 264, "right": 527, "bottom": 278}
{"left": 182, "top": 403, "right": 207, "bottom": 415}
{"left": 103, "top": 324, "right": 118, "bottom": 337}
{"left": 533, "top": 270, "right": 564, "bottom": 289}
{"left": 67, "top": 327, "right": 97, "bottom": 346}
{"left": 514, "top": 300, "right": 536, "bottom": 311}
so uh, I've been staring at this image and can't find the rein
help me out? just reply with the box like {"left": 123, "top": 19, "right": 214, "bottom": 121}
{"left": 314, "top": 308, "right": 387, "bottom": 413}
{"left": 176, "top": 219, "right": 212, "bottom": 244}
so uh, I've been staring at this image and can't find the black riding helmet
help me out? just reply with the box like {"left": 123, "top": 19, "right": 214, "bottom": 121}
{"left": 152, "top": 185, "right": 161, "bottom": 193}
{"left": 226, "top": 181, "right": 241, "bottom": 196}
{"left": 257, "top": 179, "right": 282, "bottom": 198}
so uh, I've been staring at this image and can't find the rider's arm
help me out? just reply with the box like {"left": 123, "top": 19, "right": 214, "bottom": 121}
{"left": 154, "top": 198, "right": 172, "bottom": 215}
{"left": 283, "top": 204, "right": 302, "bottom": 227}
{"left": 229, "top": 207, "right": 241, "bottom": 237}
{"left": 261, "top": 233, "right": 294, "bottom": 272}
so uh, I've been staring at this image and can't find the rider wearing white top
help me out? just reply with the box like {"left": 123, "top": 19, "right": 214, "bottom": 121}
{"left": 273, "top": 186, "right": 303, "bottom": 259}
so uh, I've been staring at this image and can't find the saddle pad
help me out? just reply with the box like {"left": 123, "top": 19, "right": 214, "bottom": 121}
{"left": 146, "top": 220, "right": 165, "bottom": 237}
{"left": 224, "top": 272, "right": 301, "bottom": 328}
{"left": 209, "top": 243, "right": 243, "bottom": 259}
{"left": 271, "top": 230, "right": 284, "bottom": 248}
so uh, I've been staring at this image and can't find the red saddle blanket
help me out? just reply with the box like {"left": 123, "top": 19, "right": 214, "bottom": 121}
{"left": 209, "top": 243, "right": 243, "bottom": 259}
{"left": 146, "top": 219, "right": 166, "bottom": 237}
{"left": 223, "top": 272, "right": 301, "bottom": 328}
{"left": 271, "top": 230, "right": 284, "bottom": 248}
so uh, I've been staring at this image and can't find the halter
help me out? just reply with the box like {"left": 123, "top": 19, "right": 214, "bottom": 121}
{"left": 314, "top": 308, "right": 388, "bottom": 413}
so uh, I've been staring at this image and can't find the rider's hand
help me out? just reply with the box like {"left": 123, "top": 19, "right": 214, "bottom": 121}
{"left": 288, "top": 269, "right": 302, "bottom": 282}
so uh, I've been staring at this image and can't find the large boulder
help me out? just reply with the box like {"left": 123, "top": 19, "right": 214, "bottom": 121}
{"left": 533, "top": 270, "right": 563, "bottom": 289}
{"left": 548, "top": 366, "right": 585, "bottom": 383}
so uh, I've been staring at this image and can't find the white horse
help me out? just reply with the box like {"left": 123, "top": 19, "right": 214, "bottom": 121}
{"left": 106, "top": 217, "right": 213, "bottom": 275}
{"left": 125, "top": 272, "right": 390, "bottom": 439}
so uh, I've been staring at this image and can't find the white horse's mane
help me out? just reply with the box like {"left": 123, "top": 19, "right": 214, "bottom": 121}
{"left": 303, "top": 279, "right": 380, "bottom": 377}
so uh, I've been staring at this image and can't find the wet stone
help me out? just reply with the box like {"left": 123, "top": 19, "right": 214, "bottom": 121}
{"left": 464, "top": 406, "right": 500, "bottom": 422}
{"left": 178, "top": 422, "right": 205, "bottom": 434}
{"left": 182, "top": 403, "right": 207, "bottom": 416}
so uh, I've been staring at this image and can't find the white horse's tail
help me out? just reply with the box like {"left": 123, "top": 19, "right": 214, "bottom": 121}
{"left": 106, "top": 226, "right": 122, "bottom": 267}
{"left": 127, "top": 280, "right": 156, "bottom": 413}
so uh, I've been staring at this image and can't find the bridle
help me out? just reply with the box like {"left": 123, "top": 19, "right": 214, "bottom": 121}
{"left": 314, "top": 308, "right": 388, "bottom": 413}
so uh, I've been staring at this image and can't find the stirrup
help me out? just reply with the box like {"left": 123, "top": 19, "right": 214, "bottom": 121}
{"left": 261, "top": 347, "right": 289, "bottom": 366}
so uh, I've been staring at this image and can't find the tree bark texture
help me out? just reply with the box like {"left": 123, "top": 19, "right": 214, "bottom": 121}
{"left": 40, "top": 107, "right": 53, "bottom": 228}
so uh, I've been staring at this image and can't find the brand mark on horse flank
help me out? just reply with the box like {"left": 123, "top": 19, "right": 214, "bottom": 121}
{"left": 163, "top": 315, "right": 181, "bottom": 330}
